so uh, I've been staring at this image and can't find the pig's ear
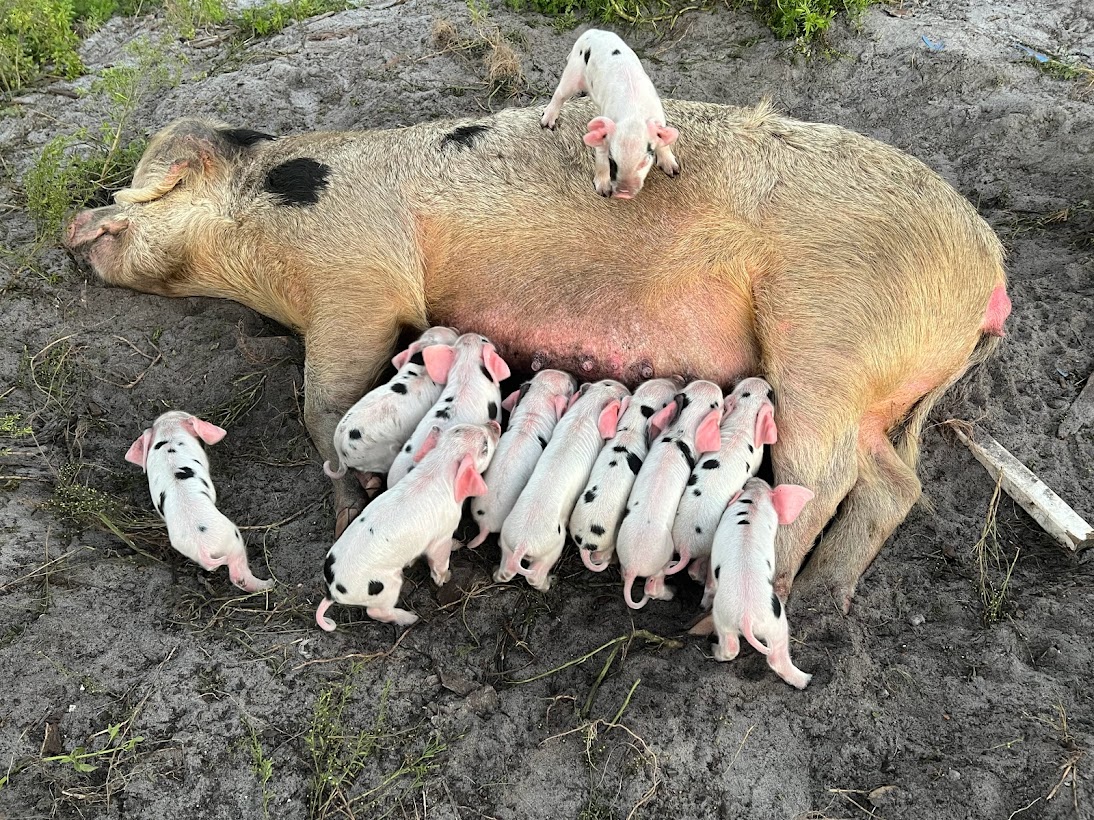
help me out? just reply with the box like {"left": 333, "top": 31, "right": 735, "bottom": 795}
{"left": 647, "top": 400, "right": 677, "bottom": 441}
{"left": 695, "top": 408, "right": 722, "bottom": 453}
{"left": 754, "top": 403, "right": 778, "bottom": 448}
{"left": 124, "top": 429, "right": 154, "bottom": 469}
{"left": 725, "top": 490, "right": 743, "bottom": 508}
{"left": 413, "top": 426, "right": 442, "bottom": 463}
{"left": 598, "top": 400, "right": 623, "bottom": 439}
{"left": 565, "top": 391, "right": 582, "bottom": 412}
{"left": 182, "top": 416, "right": 227, "bottom": 445}
{"left": 553, "top": 394, "right": 569, "bottom": 420}
{"left": 454, "top": 456, "right": 488, "bottom": 503}
{"left": 583, "top": 116, "right": 615, "bottom": 148}
{"left": 422, "top": 344, "right": 456, "bottom": 384}
{"left": 502, "top": 389, "right": 522, "bottom": 412}
{"left": 648, "top": 121, "right": 679, "bottom": 147}
{"left": 771, "top": 484, "right": 814, "bottom": 526}
{"left": 482, "top": 344, "right": 511, "bottom": 382}
{"left": 391, "top": 348, "right": 412, "bottom": 369}
{"left": 115, "top": 135, "right": 218, "bottom": 205}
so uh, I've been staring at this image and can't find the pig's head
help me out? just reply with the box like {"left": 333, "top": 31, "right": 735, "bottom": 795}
{"left": 724, "top": 376, "right": 777, "bottom": 448}
{"left": 443, "top": 422, "right": 502, "bottom": 503}
{"left": 649, "top": 380, "right": 723, "bottom": 450}
{"left": 63, "top": 118, "right": 274, "bottom": 299}
{"left": 125, "top": 410, "right": 226, "bottom": 468}
{"left": 739, "top": 477, "right": 814, "bottom": 527}
{"left": 425, "top": 334, "right": 510, "bottom": 385}
{"left": 392, "top": 326, "right": 460, "bottom": 369}
{"left": 531, "top": 369, "right": 579, "bottom": 419}
{"left": 583, "top": 116, "right": 678, "bottom": 199}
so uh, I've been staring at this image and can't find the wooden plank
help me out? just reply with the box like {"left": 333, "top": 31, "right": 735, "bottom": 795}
{"left": 955, "top": 424, "right": 1091, "bottom": 551}
{"left": 1058, "top": 374, "right": 1094, "bottom": 438}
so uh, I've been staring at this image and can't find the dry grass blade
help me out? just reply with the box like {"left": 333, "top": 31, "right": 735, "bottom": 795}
{"left": 972, "top": 477, "right": 1020, "bottom": 626}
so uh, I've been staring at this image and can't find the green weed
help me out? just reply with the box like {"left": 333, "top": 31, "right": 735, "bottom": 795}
{"left": 45, "top": 462, "right": 163, "bottom": 547}
{"left": 751, "top": 0, "right": 871, "bottom": 50}
{"left": 972, "top": 478, "right": 1020, "bottom": 626}
{"left": 505, "top": 0, "right": 676, "bottom": 26}
{"left": 235, "top": 0, "right": 354, "bottom": 39}
{"left": 0, "top": 412, "right": 32, "bottom": 439}
{"left": 43, "top": 722, "right": 145, "bottom": 773}
{"left": 245, "top": 721, "right": 275, "bottom": 817}
{"left": 0, "top": 0, "right": 83, "bottom": 93}
{"left": 165, "top": 0, "right": 227, "bottom": 38}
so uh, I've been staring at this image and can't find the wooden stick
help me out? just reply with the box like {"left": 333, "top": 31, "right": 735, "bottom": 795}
{"left": 1058, "top": 374, "right": 1094, "bottom": 438}
{"left": 954, "top": 424, "right": 1091, "bottom": 551}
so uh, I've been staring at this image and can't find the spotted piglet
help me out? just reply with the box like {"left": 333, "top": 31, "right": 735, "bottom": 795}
{"left": 496, "top": 379, "right": 630, "bottom": 590}
{"left": 702, "top": 477, "right": 814, "bottom": 689}
{"left": 569, "top": 377, "right": 680, "bottom": 572}
{"left": 671, "top": 377, "right": 777, "bottom": 606}
{"left": 615, "top": 380, "right": 723, "bottom": 609}
{"left": 387, "top": 333, "right": 509, "bottom": 486}
{"left": 467, "top": 370, "right": 577, "bottom": 549}
{"left": 125, "top": 410, "right": 272, "bottom": 592}
{"left": 324, "top": 326, "right": 459, "bottom": 484}
{"left": 316, "top": 421, "right": 501, "bottom": 629}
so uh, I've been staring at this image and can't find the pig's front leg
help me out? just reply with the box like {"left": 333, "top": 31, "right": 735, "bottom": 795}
{"left": 655, "top": 145, "right": 680, "bottom": 178}
{"left": 541, "top": 57, "right": 586, "bottom": 129}
{"left": 227, "top": 550, "right": 274, "bottom": 592}
{"left": 591, "top": 147, "right": 613, "bottom": 197}
{"left": 424, "top": 537, "right": 457, "bottom": 586}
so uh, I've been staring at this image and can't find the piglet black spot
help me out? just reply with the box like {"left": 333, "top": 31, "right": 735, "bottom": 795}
{"left": 613, "top": 445, "right": 628, "bottom": 453}
{"left": 336, "top": 582, "right": 348, "bottom": 595}
{"left": 747, "top": 444, "right": 754, "bottom": 453}
{"left": 590, "top": 524, "right": 605, "bottom": 536}
{"left": 675, "top": 392, "right": 691, "bottom": 412}
{"left": 675, "top": 440, "right": 695, "bottom": 470}
{"left": 538, "top": 436, "right": 548, "bottom": 449}
{"left": 737, "top": 519, "right": 749, "bottom": 525}
{"left": 609, "top": 460, "right": 618, "bottom": 467}
{"left": 154, "top": 440, "right": 167, "bottom": 450}
{"left": 583, "top": 48, "right": 591, "bottom": 64}
{"left": 478, "top": 364, "right": 493, "bottom": 383}
{"left": 405, "top": 444, "right": 413, "bottom": 452}
{"left": 714, "top": 565, "right": 721, "bottom": 580}
{"left": 441, "top": 123, "right": 491, "bottom": 150}
{"left": 692, "top": 489, "right": 701, "bottom": 497}
{"left": 687, "top": 473, "right": 698, "bottom": 487}
{"left": 264, "top": 157, "right": 331, "bottom": 207}
{"left": 488, "top": 401, "right": 498, "bottom": 420}
{"left": 409, "top": 351, "right": 425, "bottom": 366}
{"left": 198, "top": 524, "right": 207, "bottom": 533}
{"left": 219, "top": 127, "right": 276, "bottom": 147}
{"left": 640, "top": 405, "right": 654, "bottom": 418}
{"left": 323, "top": 554, "right": 335, "bottom": 585}
{"left": 368, "top": 580, "right": 384, "bottom": 596}
{"left": 575, "top": 534, "right": 583, "bottom": 545}
{"left": 584, "top": 487, "right": 597, "bottom": 503}
{"left": 626, "top": 452, "right": 642, "bottom": 475}
{"left": 740, "top": 499, "right": 753, "bottom": 504}
{"left": 200, "top": 477, "right": 210, "bottom": 489}
{"left": 390, "top": 383, "right": 408, "bottom": 395}
{"left": 702, "top": 459, "right": 720, "bottom": 470}
{"left": 771, "top": 593, "right": 782, "bottom": 619}
{"left": 609, "top": 157, "right": 619, "bottom": 181}
{"left": 612, "top": 48, "right": 621, "bottom": 55}
{"left": 444, "top": 395, "right": 454, "bottom": 402}
{"left": 622, "top": 506, "right": 630, "bottom": 519}
{"left": 157, "top": 491, "right": 166, "bottom": 515}
{"left": 661, "top": 436, "right": 673, "bottom": 443}
{"left": 435, "top": 408, "right": 451, "bottom": 419}
{"left": 347, "top": 429, "right": 362, "bottom": 440}
{"left": 167, "top": 448, "right": 176, "bottom": 454}
{"left": 476, "top": 509, "right": 485, "bottom": 516}
{"left": 557, "top": 524, "right": 562, "bottom": 534}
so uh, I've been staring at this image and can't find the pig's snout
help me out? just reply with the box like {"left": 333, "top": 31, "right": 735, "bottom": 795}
{"left": 63, "top": 206, "right": 128, "bottom": 250}
{"left": 612, "top": 188, "right": 636, "bottom": 200}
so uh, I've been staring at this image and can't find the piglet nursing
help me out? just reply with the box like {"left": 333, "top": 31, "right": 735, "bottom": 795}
{"left": 125, "top": 410, "right": 272, "bottom": 592}
{"left": 317, "top": 421, "right": 500, "bottom": 629}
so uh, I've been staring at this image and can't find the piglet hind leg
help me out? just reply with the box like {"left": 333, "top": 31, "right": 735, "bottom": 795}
{"left": 713, "top": 629, "right": 740, "bottom": 662}
{"left": 793, "top": 430, "right": 921, "bottom": 614}
{"left": 365, "top": 574, "right": 418, "bottom": 625}
{"left": 764, "top": 635, "right": 812, "bottom": 690}
{"left": 424, "top": 537, "right": 456, "bottom": 587}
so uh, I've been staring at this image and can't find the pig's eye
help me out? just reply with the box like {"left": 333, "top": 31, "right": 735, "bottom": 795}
{"left": 646, "top": 144, "right": 654, "bottom": 156}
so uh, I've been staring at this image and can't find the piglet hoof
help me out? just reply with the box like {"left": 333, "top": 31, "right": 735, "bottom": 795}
{"left": 431, "top": 569, "right": 452, "bottom": 586}
{"left": 237, "top": 575, "right": 274, "bottom": 593}
{"left": 540, "top": 114, "right": 557, "bottom": 130}
{"left": 529, "top": 574, "right": 555, "bottom": 593}
{"left": 782, "top": 670, "right": 813, "bottom": 690}
{"left": 492, "top": 568, "right": 514, "bottom": 584}
{"left": 713, "top": 639, "right": 740, "bottom": 663}
{"left": 369, "top": 606, "right": 419, "bottom": 626}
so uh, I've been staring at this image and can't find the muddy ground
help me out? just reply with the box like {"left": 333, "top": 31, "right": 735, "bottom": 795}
{"left": 1, "top": 0, "right": 1092, "bottom": 817}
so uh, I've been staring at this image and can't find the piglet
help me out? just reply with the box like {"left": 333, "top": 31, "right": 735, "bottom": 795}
{"left": 702, "top": 477, "right": 814, "bottom": 689}
{"left": 387, "top": 333, "right": 509, "bottom": 486}
{"left": 569, "top": 377, "right": 680, "bottom": 572}
{"left": 496, "top": 379, "right": 630, "bottom": 590}
{"left": 615, "top": 380, "right": 723, "bottom": 609}
{"left": 467, "top": 370, "right": 577, "bottom": 549}
{"left": 324, "top": 326, "right": 459, "bottom": 483}
{"left": 316, "top": 421, "right": 501, "bottom": 629}
{"left": 541, "top": 29, "right": 679, "bottom": 199}
{"left": 125, "top": 410, "right": 272, "bottom": 592}
{"left": 671, "top": 377, "right": 777, "bottom": 606}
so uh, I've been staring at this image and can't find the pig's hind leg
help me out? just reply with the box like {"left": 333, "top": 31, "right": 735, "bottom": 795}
{"left": 762, "top": 626, "right": 812, "bottom": 690}
{"left": 712, "top": 628, "right": 740, "bottom": 662}
{"left": 365, "top": 572, "right": 418, "bottom": 625}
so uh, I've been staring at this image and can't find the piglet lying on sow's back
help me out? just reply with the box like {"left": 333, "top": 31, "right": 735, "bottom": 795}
{"left": 700, "top": 477, "right": 815, "bottom": 689}
{"left": 317, "top": 421, "right": 501, "bottom": 629}
{"left": 126, "top": 410, "right": 272, "bottom": 592}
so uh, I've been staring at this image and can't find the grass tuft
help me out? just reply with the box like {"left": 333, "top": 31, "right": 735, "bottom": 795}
{"left": 972, "top": 477, "right": 1021, "bottom": 626}
{"left": 235, "top": 0, "right": 355, "bottom": 39}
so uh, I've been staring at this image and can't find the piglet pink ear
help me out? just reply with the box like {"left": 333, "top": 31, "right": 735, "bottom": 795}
{"left": 124, "top": 429, "right": 154, "bottom": 469}
{"left": 482, "top": 344, "right": 511, "bottom": 382}
{"left": 391, "top": 348, "right": 412, "bottom": 369}
{"left": 566, "top": 391, "right": 582, "bottom": 412}
{"left": 771, "top": 484, "right": 814, "bottom": 526}
{"left": 695, "top": 408, "right": 722, "bottom": 453}
{"left": 725, "top": 490, "right": 743, "bottom": 508}
{"left": 454, "top": 455, "right": 488, "bottom": 503}
{"left": 755, "top": 403, "right": 778, "bottom": 448}
{"left": 422, "top": 344, "right": 456, "bottom": 384}
{"left": 502, "top": 389, "right": 522, "bottom": 412}
{"left": 413, "top": 426, "right": 442, "bottom": 463}
{"left": 597, "top": 399, "right": 623, "bottom": 439}
{"left": 182, "top": 416, "right": 227, "bottom": 445}
{"left": 649, "top": 121, "right": 679, "bottom": 147}
{"left": 553, "top": 394, "right": 569, "bottom": 420}
{"left": 583, "top": 116, "right": 615, "bottom": 148}
{"left": 648, "top": 400, "right": 677, "bottom": 440}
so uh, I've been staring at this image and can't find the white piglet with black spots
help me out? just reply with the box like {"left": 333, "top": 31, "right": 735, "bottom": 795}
{"left": 387, "top": 333, "right": 510, "bottom": 486}
{"left": 615, "top": 380, "right": 724, "bottom": 609}
{"left": 569, "top": 377, "right": 680, "bottom": 572}
{"left": 125, "top": 410, "right": 272, "bottom": 592}
{"left": 467, "top": 370, "right": 577, "bottom": 549}
{"left": 316, "top": 421, "right": 501, "bottom": 629}
{"left": 541, "top": 28, "right": 680, "bottom": 199}
{"left": 702, "top": 477, "right": 815, "bottom": 689}
{"left": 672, "top": 377, "right": 778, "bottom": 606}
{"left": 324, "top": 326, "right": 459, "bottom": 483}
{"left": 496, "top": 379, "right": 630, "bottom": 590}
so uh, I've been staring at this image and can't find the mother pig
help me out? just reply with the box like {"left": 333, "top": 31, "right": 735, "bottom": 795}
{"left": 63, "top": 99, "right": 1010, "bottom": 612}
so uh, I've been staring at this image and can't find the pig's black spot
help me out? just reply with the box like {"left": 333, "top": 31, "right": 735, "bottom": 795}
{"left": 692, "top": 489, "right": 701, "bottom": 497}
{"left": 609, "top": 460, "right": 618, "bottom": 467}
{"left": 154, "top": 440, "right": 167, "bottom": 450}
{"left": 479, "top": 364, "right": 493, "bottom": 382}
{"left": 405, "top": 444, "right": 412, "bottom": 452}
{"left": 336, "top": 583, "right": 348, "bottom": 595}
{"left": 368, "top": 580, "right": 384, "bottom": 596}
{"left": 609, "top": 157, "right": 619, "bottom": 181}
{"left": 744, "top": 463, "right": 751, "bottom": 473}
{"left": 200, "top": 477, "right": 210, "bottom": 489}
{"left": 701, "top": 459, "right": 720, "bottom": 470}
{"left": 661, "top": 436, "right": 673, "bottom": 443}
{"left": 741, "top": 392, "right": 751, "bottom": 398}
{"left": 613, "top": 445, "right": 628, "bottom": 453}
{"left": 590, "top": 524, "right": 605, "bottom": 536}
{"left": 157, "top": 491, "right": 166, "bottom": 515}
{"left": 710, "top": 401, "right": 718, "bottom": 408}
{"left": 584, "top": 487, "right": 597, "bottom": 503}
{"left": 747, "top": 444, "right": 754, "bottom": 453}
{"left": 349, "top": 429, "right": 362, "bottom": 439}
{"left": 409, "top": 351, "right": 425, "bottom": 366}
{"left": 612, "top": 48, "right": 621, "bottom": 55}
{"left": 441, "top": 124, "right": 491, "bottom": 150}
{"left": 219, "top": 127, "right": 276, "bottom": 147}
{"left": 737, "top": 519, "right": 749, "bottom": 525}
{"left": 538, "top": 436, "right": 548, "bottom": 448}
{"left": 695, "top": 526, "right": 702, "bottom": 534}
{"left": 675, "top": 440, "right": 695, "bottom": 470}
{"left": 264, "top": 158, "right": 331, "bottom": 207}
{"left": 736, "top": 509, "right": 748, "bottom": 516}
{"left": 771, "top": 593, "right": 782, "bottom": 619}
{"left": 574, "top": 534, "right": 583, "bottom": 545}
{"left": 640, "top": 405, "right": 654, "bottom": 418}
{"left": 445, "top": 395, "right": 454, "bottom": 402}
{"left": 390, "top": 383, "right": 408, "bottom": 395}
{"left": 488, "top": 401, "right": 498, "bottom": 420}
{"left": 198, "top": 524, "right": 207, "bottom": 532}
{"left": 687, "top": 473, "right": 698, "bottom": 486}
{"left": 167, "top": 448, "right": 176, "bottom": 454}
{"left": 583, "top": 48, "right": 591, "bottom": 64}
{"left": 622, "top": 506, "right": 630, "bottom": 519}
{"left": 323, "top": 555, "right": 335, "bottom": 585}
{"left": 766, "top": 387, "right": 774, "bottom": 402}
{"left": 626, "top": 452, "right": 642, "bottom": 474}
{"left": 586, "top": 542, "right": 598, "bottom": 551}
{"left": 740, "top": 498, "right": 753, "bottom": 504}
{"left": 714, "top": 565, "right": 721, "bottom": 580}
{"left": 435, "top": 408, "right": 451, "bottom": 419}
{"left": 557, "top": 524, "right": 562, "bottom": 534}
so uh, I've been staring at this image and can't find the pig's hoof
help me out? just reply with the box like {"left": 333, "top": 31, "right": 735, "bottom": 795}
{"left": 792, "top": 567, "right": 857, "bottom": 615}
{"left": 492, "top": 568, "right": 511, "bottom": 584}
{"left": 335, "top": 505, "right": 363, "bottom": 539}
{"left": 432, "top": 570, "right": 452, "bottom": 586}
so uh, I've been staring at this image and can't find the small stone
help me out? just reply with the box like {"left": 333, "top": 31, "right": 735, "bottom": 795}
{"left": 910, "top": 614, "right": 925, "bottom": 626}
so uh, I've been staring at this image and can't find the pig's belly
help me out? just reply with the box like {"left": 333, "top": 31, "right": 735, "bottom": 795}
{"left": 431, "top": 283, "right": 758, "bottom": 387}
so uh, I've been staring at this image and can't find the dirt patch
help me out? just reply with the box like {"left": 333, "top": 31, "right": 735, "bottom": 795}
{"left": 1, "top": 1, "right": 1092, "bottom": 818}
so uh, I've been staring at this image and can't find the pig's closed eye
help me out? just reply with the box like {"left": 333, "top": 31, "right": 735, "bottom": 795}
{"left": 646, "top": 144, "right": 654, "bottom": 156}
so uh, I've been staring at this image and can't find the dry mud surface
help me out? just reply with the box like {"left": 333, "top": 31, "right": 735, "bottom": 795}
{"left": 1, "top": 0, "right": 1092, "bottom": 818}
